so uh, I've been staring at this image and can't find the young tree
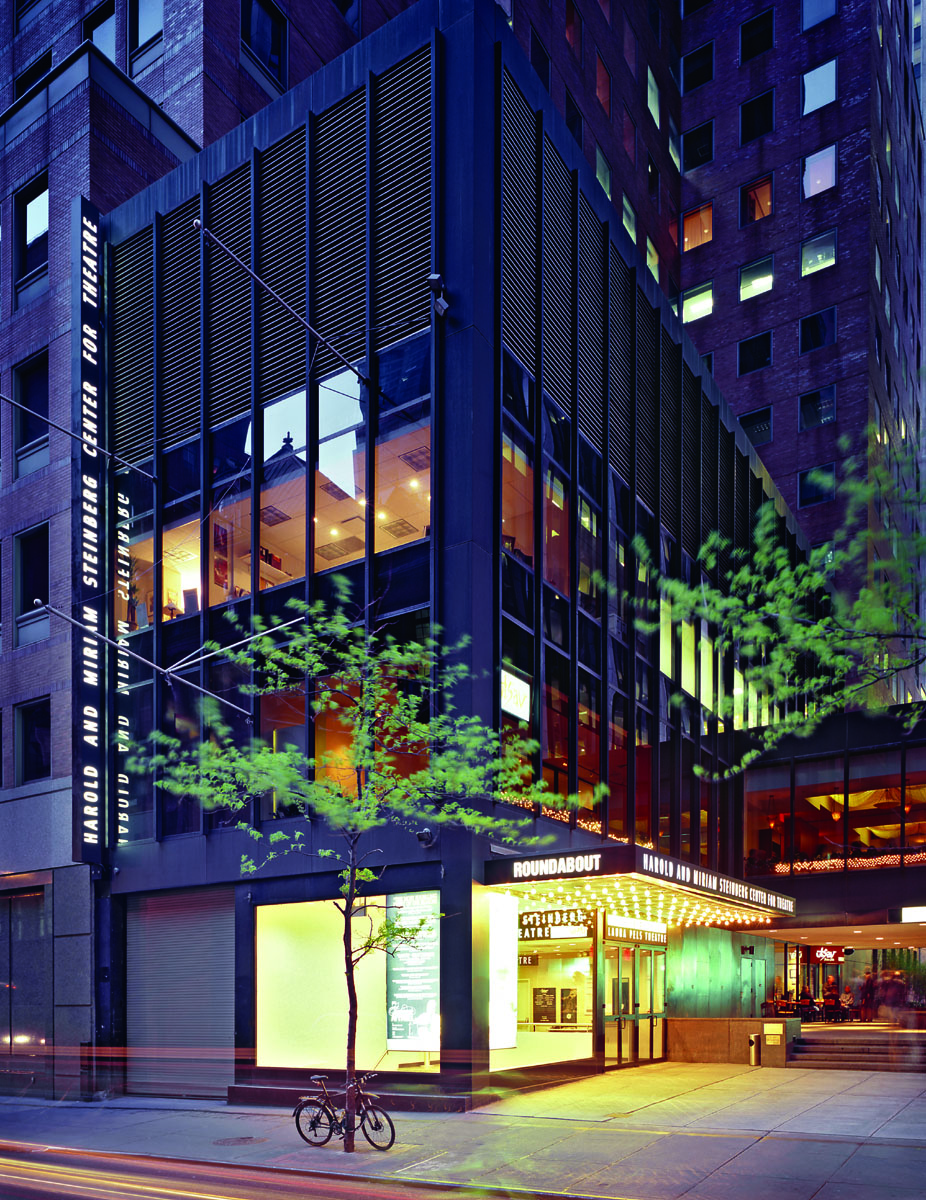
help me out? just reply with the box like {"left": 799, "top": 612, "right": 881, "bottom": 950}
{"left": 136, "top": 586, "right": 596, "bottom": 1150}
{"left": 633, "top": 446, "right": 926, "bottom": 774}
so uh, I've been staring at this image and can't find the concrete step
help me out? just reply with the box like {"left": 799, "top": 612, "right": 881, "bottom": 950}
{"left": 789, "top": 1037, "right": 926, "bottom": 1071}
{"left": 787, "top": 1055, "right": 926, "bottom": 1072}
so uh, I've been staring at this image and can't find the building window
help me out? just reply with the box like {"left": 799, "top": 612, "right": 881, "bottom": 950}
{"left": 798, "top": 463, "right": 836, "bottom": 506}
{"left": 646, "top": 237, "right": 659, "bottom": 282}
{"left": 596, "top": 55, "right": 611, "bottom": 116}
{"left": 874, "top": 245, "right": 882, "bottom": 289}
{"left": 802, "top": 0, "right": 837, "bottom": 31}
{"left": 682, "top": 203, "right": 712, "bottom": 250}
{"left": 623, "top": 194, "right": 637, "bottom": 241}
{"left": 682, "top": 120, "right": 713, "bottom": 171}
{"left": 668, "top": 117, "right": 680, "bottom": 170}
{"left": 623, "top": 18, "right": 636, "bottom": 74}
{"left": 802, "top": 144, "right": 836, "bottom": 198}
{"left": 738, "top": 330, "right": 772, "bottom": 375}
{"left": 647, "top": 155, "right": 659, "bottom": 204}
{"left": 329, "top": 0, "right": 360, "bottom": 33}
{"left": 684, "top": 0, "right": 712, "bottom": 13}
{"left": 682, "top": 42, "right": 713, "bottom": 92}
{"left": 739, "top": 255, "right": 774, "bottom": 300}
{"left": 647, "top": 67, "right": 660, "bottom": 126}
{"left": 565, "top": 0, "right": 582, "bottom": 56}
{"left": 597, "top": 0, "right": 610, "bottom": 23}
{"left": 682, "top": 280, "right": 713, "bottom": 323}
{"left": 242, "top": 0, "right": 286, "bottom": 87}
{"left": 14, "top": 51, "right": 51, "bottom": 99}
{"left": 15, "top": 175, "right": 48, "bottom": 305}
{"left": 799, "top": 385, "right": 836, "bottom": 429}
{"left": 566, "top": 91, "right": 583, "bottom": 145}
{"left": 596, "top": 147, "right": 612, "bottom": 200}
{"left": 801, "top": 228, "right": 837, "bottom": 275}
{"left": 14, "top": 351, "right": 49, "bottom": 477}
{"left": 800, "top": 306, "right": 837, "bottom": 352}
{"left": 531, "top": 30, "right": 550, "bottom": 90}
{"left": 15, "top": 524, "right": 49, "bottom": 646}
{"left": 741, "top": 89, "right": 774, "bottom": 145}
{"left": 84, "top": 1, "right": 116, "bottom": 60}
{"left": 16, "top": 698, "right": 51, "bottom": 783}
{"left": 623, "top": 108, "right": 636, "bottom": 163}
{"left": 740, "top": 406, "right": 772, "bottom": 446}
{"left": 803, "top": 59, "right": 837, "bottom": 113}
{"left": 740, "top": 174, "right": 772, "bottom": 222}
{"left": 129, "top": 0, "right": 163, "bottom": 72}
{"left": 741, "top": 9, "right": 773, "bottom": 61}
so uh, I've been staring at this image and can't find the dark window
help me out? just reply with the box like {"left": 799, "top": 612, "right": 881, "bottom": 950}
{"left": 682, "top": 120, "right": 713, "bottom": 171}
{"left": 129, "top": 0, "right": 163, "bottom": 59}
{"left": 798, "top": 463, "right": 836, "bottom": 506}
{"left": 623, "top": 108, "right": 636, "bottom": 162}
{"left": 565, "top": 91, "right": 583, "bottom": 145}
{"left": 647, "top": 0, "right": 660, "bottom": 38}
{"left": 802, "top": 0, "right": 837, "bottom": 30}
{"left": 684, "top": 0, "right": 712, "bottom": 13}
{"left": 740, "top": 406, "right": 772, "bottom": 446}
{"left": 16, "top": 175, "right": 48, "bottom": 283}
{"left": 799, "top": 385, "right": 836, "bottom": 429}
{"left": 740, "top": 174, "right": 772, "bottom": 223}
{"left": 14, "top": 51, "right": 51, "bottom": 99}
{"left": 741, "top": 9, "right": 773, "bottom": 61}
{"left": 701, "top": 352, "right": 713, "bottom": 374}
{"left": 596, "top": 54, "right": 611, "bottom": 116}
{"left": 15, "top": 524, "right": 49, "bottom": 647}
{"left": 597, "top": 0, "right": 610, "bottom": 22}
{"left": 738, "top": 331, "right": 772, "bottom": 375}
{"left": 565, "top": 0, "right": 582, "bottom": 56}
{"left": 84, "top": 1, "right": 116, "bottom": 60}
{"left": 17, "top": 699, "right": 51, "bottom": 783}
{"left": 741, "top": 89, "right": 774, "bottom": 145}
{"left": 682, "top": 42, "right": 713, "bottom": 92}
{"left": 329, "top": 0, "right": 360, "bottom": 33}
{"left": 242, "top": 0, "right": 286, "bottom": 86}
{"left": 800, "top": 306, "right": 837, "bottom": 353}
{"left": 531, "top": 30, "right": 551, "bottom": 90}
{"left": 647, "top": 155, "right": 659, "bottom": 202}
{"left": 14, "top": 350, "right": 49, "bottom": 476}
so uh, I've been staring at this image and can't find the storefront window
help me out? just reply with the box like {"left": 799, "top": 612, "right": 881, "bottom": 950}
{"left": 259, "top": 687, "right": 306, "bottom": 819}
{"left": 847, "top": 750, "right": 901, "bottom": 865}
{"left": 744, "top": 764, "right": 790, "bottom": 874}
{"left": 116, "top": 682, "right": 155, "bottom": 841}
{"left": 904, "top": 746, "right": 926, "bottom": 861}
{"left": 261, "top": 388, "right": 307, "bottom": 587}
{"left": 315, "top": 372, "right": 364, "bottom": 573}
{"left": 793, "top": 756, "right": 844, "bottom": 870}
{"left": 543, "top": 466, "right": 570, "bottom": 597}
{"left": 542, "top": 648, "right": 570, "bottom": 798}
{"left": 576, "top": 671, "right": 601, "bottom": 827}
{"left": 502, "top": 428, "right": 534, "bottom": 566}
{"left": 0, "top": 891, "right": 50, "bottom": 1057}
{"left": 374, "top": 399, "right": 431, "bottom": 555}
{"left": 162, "top": 498, "right": 202, "bottom": 619}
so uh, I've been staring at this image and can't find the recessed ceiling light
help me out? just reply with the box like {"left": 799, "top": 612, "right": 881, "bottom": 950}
{"left": 876, "top": 936, "right": 884, "bottom": 940}
{"left": 853, "top": 930, "right": 862, "bottom": 934}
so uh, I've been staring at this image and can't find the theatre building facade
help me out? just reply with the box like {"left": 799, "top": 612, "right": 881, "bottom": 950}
{"left": 39, "top": 0, "right": 806, "bottom": 1100}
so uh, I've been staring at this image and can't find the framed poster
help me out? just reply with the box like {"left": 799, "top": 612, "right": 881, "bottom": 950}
{"left": 532, "top": 987, "right": 556, "bottom": 1023}
{"left": 560, "top": 987, "right": 578, "bottom": 1024}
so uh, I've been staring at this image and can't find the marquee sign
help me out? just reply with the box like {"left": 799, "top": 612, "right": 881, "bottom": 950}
{"left": 519, "top": 908, "right": 594, "bottom": 939}
{"left": 72, "top": 197, "right": 106, "bottom": 864}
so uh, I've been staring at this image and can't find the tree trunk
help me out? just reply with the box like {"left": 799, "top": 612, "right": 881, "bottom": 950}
{"left": 343, "top": 851, "right": 358, "bottom": 1152}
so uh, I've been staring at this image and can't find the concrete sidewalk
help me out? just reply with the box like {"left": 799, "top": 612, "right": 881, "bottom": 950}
{"left": 2, "top": 1062, "right": 926, "bottom": 1199}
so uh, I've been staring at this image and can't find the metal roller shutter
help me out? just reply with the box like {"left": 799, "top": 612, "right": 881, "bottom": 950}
{"left": 126, "top": 887, "right": 235, "bottom": 1098}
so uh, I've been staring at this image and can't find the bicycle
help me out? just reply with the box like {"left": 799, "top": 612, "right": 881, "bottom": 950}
{"left": 293, "top": 1072, "right": 395, "bottom": 1151}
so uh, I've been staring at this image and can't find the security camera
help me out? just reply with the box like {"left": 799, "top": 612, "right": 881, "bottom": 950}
{"left": 427, "top": 273, "right": 445, "bottom": 294}
{"left": 417, "top": 828, "right": 435, "bottom": 848}
{"left": 433, "top": 295, "right": 450, "bottom": 318}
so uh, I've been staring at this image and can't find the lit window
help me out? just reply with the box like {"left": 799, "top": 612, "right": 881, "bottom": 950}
{"left": 740, "top": 406, "right": 772, "bottom": 446}
{"left": 596, "top": 146, "right": 612, "bottom": 200}
{"left": 682, "top": 203, "right": 712, "bottom": 250}
{"left": 802, "top": 0, "right": 837, "bottom": 31}
{"left": 682, "top": 42, "right": 713, "bottom": 91}
{"left": 647, "top": 67, "right": 660, "bottom": 126}
{"left": 741, "top": 89, "right": 774, "bottom": 145}
{"left": 803, "top": 59, "right": 837, "bottom": 114}
{"left": 596, "top": 54, "right": 611, "bottom": 116}
{"left": 682, "top": 120, "right": 713, "bottom": 171}
{"left": 623, "top": 194, "right": 637, "bottom": 241}
{"left": 739, "top": 255, "right": 773, "bottom": 300}
{"left": 566, "top": 0, "right": 582, "bottom": 56}
{"left": 801, "top": 228, "right": 837, "bottom": 275}
{"left": 800, "top": 306, "right": 837, "bottom": 353}
{"left": 646, "top": 237, "right": 659, "bottom": 282}
{"left": 16, "top": 175, "right": 48, "bottom": 284}
{"left": 798, "top": 463, "right": 836, "bottom": 506}
{"left": 242, "top": 0, "right": 286, "bottom": 87}
{"left": 740, "top": 174, "right": 772, "bottom": 222}
{"left": 799, "top": 385, "right": 836, "bottom": 430}
{"left": 682, "top": 280, "right": 712, "bottom": 322}
{"left": 803, "top": 144, "right": 837, "bottom": 198}
{"left": 741, "top": 9, "right": 773, "bottom": 61}
{"left": 738, "top": 330, "right": 772, "bottom": 375}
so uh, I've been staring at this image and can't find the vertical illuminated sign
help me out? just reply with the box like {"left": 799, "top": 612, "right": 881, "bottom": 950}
{"left": 72, "top": 197, "right": 106, "bottom": 863}
{"left": 385, "top": 892, "right": 441, "bottom": 1051}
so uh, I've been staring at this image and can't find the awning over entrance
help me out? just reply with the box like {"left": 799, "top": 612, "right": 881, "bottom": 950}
{"left": 484, "top": 845, "right": 796, "bottom": 928}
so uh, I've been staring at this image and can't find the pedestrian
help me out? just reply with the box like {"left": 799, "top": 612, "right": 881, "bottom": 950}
{"left": 878, "top": 968, "right": 894, "bottom": 1021}
{"left": 860, "top": 967, "right": 875, "bottom": 1022}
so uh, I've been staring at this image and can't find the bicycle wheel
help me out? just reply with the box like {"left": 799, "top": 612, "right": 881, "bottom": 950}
{"left": 295, "top": 1101, "right": 334, "bottom": 1146}
{"left": 360, "top": 1104, "right": 395, "bottom": 1151}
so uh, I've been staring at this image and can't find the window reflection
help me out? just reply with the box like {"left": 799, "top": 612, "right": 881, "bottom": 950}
{"left": 577, "top": 498, "right": 601, "bottom": 618}
{"left": 543, "top": 649, "right": 570, "bottom": 799}
{"left": 543, "top": 466, "right": 570, "bottom": 597}
{"left": 608, "top": 691, "right": 628, "bottom": 840}
{"left": 210, "top": 481, "right": 251, "bottom": 606}
{"left": 374, "top": 399, "right": 431, "bottom": 554}
{"left": 315, "top": 372, "right": 365, "bottom": 572}
{"left": 502, "top": 428, "right": 534, "bottom": 565}
{"left": 846, "top": 751, "right": 902, "bottom": 863}
{"left": 261, "top": 388, "right": 307, "bottom": 587}
{"left": 744, "top": 764, "right": 789, "bottom": 873}
{"left": 577, "top": 671, "right": 600, "bottom": 826}
{"left": 163, "top": 499, "right": 201, "bottom": 619}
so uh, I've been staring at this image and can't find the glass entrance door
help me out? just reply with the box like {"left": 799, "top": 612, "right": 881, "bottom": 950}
{"left": 604, "top": 944, "right": 666, "bottom": 1064}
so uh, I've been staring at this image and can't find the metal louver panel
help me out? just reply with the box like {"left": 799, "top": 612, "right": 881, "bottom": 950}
{"left": 160, "top": 197, "right": 201, "bottom": 448}
{"left": 501, "top": 71, "right": 538, "bottom": 372}
{"left": 257, "top": 127, "right": 306, "bottom": 402}
{"left": 206, "top": 164, "right": 251, "bottom": 427}
{"left": 313, "top": 90, "right": 366, "bottom": 378}
{"left": 126, "top": 887, "right": 234, "bottom": 1098}
{"left": 659, "top": 330, "right": 681, "bottom": 539}
{"left": 111, "top": 227, "right": 154, "bottom": 463}
{"left": 734, "top": 449, "right": 750, "bottom": 551}
{"left": 701, "top": 394, "right": 718, "bottom": 549}
{"left": 577, "top": 194, "right": 605, "bottom": 449}
{"left": 608, "top": 245, "right": 632, "bottom": 483}
{"left": 372, "top": 48, "right": 431, "bottom": 353}
{"left": 542, "top": 137, "right": 574, "bottom": 418}
{"left": 718, "top": 426, "right": 734, "bottom": 576}
{"left": 681, "top": 365, "right": 700, "bottom": 556}
{"left": 635, "top": 290, "right": 658, "bottom": 512}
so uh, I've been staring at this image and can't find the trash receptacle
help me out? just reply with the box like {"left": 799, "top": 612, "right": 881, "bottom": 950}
{"left": 748, "top": 1034, "right": 761, "bottom": 1066}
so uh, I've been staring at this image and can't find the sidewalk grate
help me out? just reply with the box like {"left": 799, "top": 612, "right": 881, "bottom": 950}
{"left": 213, "top": 1137, "right": 269, "bottom": 1145}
